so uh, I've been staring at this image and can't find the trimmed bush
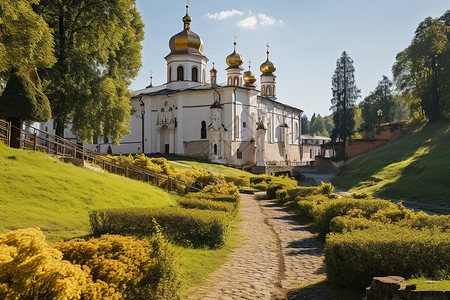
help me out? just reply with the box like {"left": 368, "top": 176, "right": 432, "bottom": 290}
{"left": 318, "top": 182, "right": 334, "bottom": 196}
{"left": 253, "top": 182, "right": 268, "bottom": 191}
{"left": 266, "top": 176, "right": 297, "bottom": 199}
{"left": 275, "top": 189, "right": 288, "bottom": 202}
{"left": 90, "top": 207, "right": 231, "bottom": 248}
{"left": 288, "top": 187, "right": 318, "bottom": 199}
{"left": 224, "top": 175, "right": 250, "bottom": 188}
{"left": 312, "top": 198, "right": 398, "bottom": 237}
{"left": 325, "top": 226, "right": 450, "bottom": 288}
{"left": 192, "top": 191, "right": 240, "bottom": 204}
{"left": 178, "top": 196, "right": 235, "bottom": 213}
{"left": 294, "top": 194, "right": 332, "bottom": 223}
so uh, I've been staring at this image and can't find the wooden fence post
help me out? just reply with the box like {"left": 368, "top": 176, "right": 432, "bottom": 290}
{"left": 33, "top": 132, "right": 37, "bottom": 151}
{"left": 7, "top": 121, "right": 11, "bottom": 147}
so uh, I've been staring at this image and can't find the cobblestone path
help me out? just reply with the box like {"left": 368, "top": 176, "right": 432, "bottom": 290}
{"left": 188, "top": 192, "right": 326, "bottom": 300}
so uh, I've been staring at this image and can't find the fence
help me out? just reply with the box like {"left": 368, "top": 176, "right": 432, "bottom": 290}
{"left": 0, "top": 119, "right": 199, "bottom": 193}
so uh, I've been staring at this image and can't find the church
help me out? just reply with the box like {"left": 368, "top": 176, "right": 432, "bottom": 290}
{"left": 43, "top": 4, "right": 305, "bottom": 169}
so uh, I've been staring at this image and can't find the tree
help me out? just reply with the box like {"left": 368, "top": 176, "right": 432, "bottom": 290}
{"left": 0, "top": 0, "right": 55, "bottom": 79}
{"left": 392, "top": 16, "right": 449, "bottom": 121}
{"left": 330, "top": 51, "right": 360, "bottom": 144}
{"left": 361, "top": 76, "right": 397, "bottom": 126}
{"left": 310, "top": 114, "right": 328, "bottom": 136}
{"left": 310, "top": 113, "right": 317, "bottom": 130}
{"left": 324, "top": 114, "right": 334, "bottom": 135}
{"left": 301, "top": 115, "right": 309, "bottom": 134}
{"left": 36, "top": 0, "right": 144, "bottom": 144}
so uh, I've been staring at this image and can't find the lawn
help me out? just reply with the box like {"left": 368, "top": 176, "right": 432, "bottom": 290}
{"left": 170, "top": 158, "right": 252, "bottom": 177}
{"left": 403, "top": 277, "right": 450, "bottom": 291}
{"left": 334, "top": 119, "right": 450, "bottom": 205}
{"left": 0, "top": 143, "right": 178, "bottom": 241}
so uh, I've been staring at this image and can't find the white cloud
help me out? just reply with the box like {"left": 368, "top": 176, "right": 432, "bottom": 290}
{"left": 236, "top": 16, "right": 258, "bottom": 30}
{"left": 258, "top": 13, "right": 275, "bottom": 26}
{"left": 206, "top": 9, "right": 244, "bottom": 20}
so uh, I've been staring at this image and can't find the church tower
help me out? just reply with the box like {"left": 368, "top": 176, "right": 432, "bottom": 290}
{"left": 208, "top": 91, "right": 226, "bottom": 163}
{"left": 225, "top": 38, "right": 244, "bottom": 86}
{"left": 260, "top": 44, "right": 277, "bottom": 99}
{"left": 165, "top": 3, "right": 208, "bottom": 90}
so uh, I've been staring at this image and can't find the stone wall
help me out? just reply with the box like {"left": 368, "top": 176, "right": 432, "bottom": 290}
{"left": 366, "top": 276, "right": 450, "bottom": 300}
{"left": 345, "top": 139, "right": 389, "bottom": 158}
{"left": 359, "top": 122, "right": 405, "bottom": 141}
{"left": 184, "top": 140, "right": 209, "bottom": 158}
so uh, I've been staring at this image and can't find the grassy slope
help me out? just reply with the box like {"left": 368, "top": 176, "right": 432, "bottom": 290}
{"left": 172, "top": 159, "right": 252, "bottom": 177}
{"left": 0, "top": 143, "right": 177, "bottom": 241}
{"left": 334, "top": 119, "right": 450, "bottom": 204}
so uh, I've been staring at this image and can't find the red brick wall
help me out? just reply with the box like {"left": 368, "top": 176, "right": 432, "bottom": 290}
{"left": 345, "top": 139, "right": 389, "bottom": 158}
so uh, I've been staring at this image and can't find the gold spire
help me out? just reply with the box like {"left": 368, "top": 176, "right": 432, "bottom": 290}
{"left": 244, "top": 59, "right": 257, "bottom": 87}
{"left": 260, "top": 43, "right": 276, "bottom": 73}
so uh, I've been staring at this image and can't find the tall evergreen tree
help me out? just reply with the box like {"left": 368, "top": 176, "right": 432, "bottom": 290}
{"left": 301, "top": 115, "right": 310, "bottom": 134}
{"left": 361, "top": 76, "right": 397, "bottom": 126}
{"left": 330, "top": 51, "right": 360, "bottom": 143}
{"left": 36, "top": 0, "right": 144, "bottom": 144}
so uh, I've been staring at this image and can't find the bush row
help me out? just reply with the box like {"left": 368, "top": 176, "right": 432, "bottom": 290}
{"left": 90, "top": 207, "right": 231, "bottom": 249}
{"left": 0, "top": 228, "right": 179, "bottom": 299}
{"left": 177, "top": 195, "right": 236, "bottom": 213}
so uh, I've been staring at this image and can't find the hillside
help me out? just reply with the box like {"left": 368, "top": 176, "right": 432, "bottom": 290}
{"left": 334, "top": 119, "right": 450, "bottom": 205}
{"left": 0, "top": 143, "right": 177, "bottom": 241}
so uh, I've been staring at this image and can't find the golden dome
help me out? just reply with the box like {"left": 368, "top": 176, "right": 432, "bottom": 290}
{"left": 243, "top": 67, "right": 257, "bottom": 87}
{"left": 260, "top": 51, "right": 276, "bottom": 73}
{"left": 226, "top": 42, "right": 244, "bottom": 67}
{"left": 168, "top": 6, "right": 204, "bottom": 56}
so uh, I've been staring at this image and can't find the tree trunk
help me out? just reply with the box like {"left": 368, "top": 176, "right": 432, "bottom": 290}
{"left": 9, "top": 119, "right": 22, "bottom": 149}
{"left": 55, "top": 119, "right": 65, "bottom": 138}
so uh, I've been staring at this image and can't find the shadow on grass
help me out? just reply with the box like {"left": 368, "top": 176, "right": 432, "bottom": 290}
{"left": 286, "top": 279, "right": 364, "bottom": 300}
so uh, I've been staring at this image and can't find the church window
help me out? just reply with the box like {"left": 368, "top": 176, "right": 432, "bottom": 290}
{"left": 234, "top": 76, "right": 239, "bottom": 86}
{"left": 192, "top": 66, "right": 198, "bottom": 82}
{"left": 243, "top": 122, "right": 246, "bottom": 128}
{"left": 267, "top": 86, "right": 271, "bottom": 96}
{"left": 228, "top": 77, "right": 232, "bottom": 85}
{"left": 177, "top": 66, "right": 184, "bottom": 81}
{"left": 201, "top": 121, "right": 206, "bottom": 139}
{"left": 214, "top": 144, "right": 218, "bottom": 155}
{"left": 161, "top": 108, "right": 164, "bottom": 112}
{"left": 235, "top": 115, "right": 239, "bottom": 139}
{"left": 273, "top": 86, "right": 276, "bottom": 96}
{"left": 310, "top": 149, "right": 313, "bottom": 158}
{"left": 261, "top": 85, "right": 265, "bottom": 96}
{"left": 168, "top": 67, "right": 172, "bottom": 82}
{"left": 237, "top": 149, "right": 242, "bottom": 159}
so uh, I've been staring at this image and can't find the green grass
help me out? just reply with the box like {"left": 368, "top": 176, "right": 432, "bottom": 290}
{"left": 334, "top": 119, "right": 450, "bottom": 205}
{"left": 403, "top": 277, "right": 450, "bottom": 291}
{"left": 170, "top": 158, "right": 252, "bottom": 177}
{"left": 177, "top": 218, "right": 240, "bottom": 297}
{"left": 288, "top": 279, "right": 364, "bottom": 300}
{"left": 0, "top": 143, "right": 178, "bottom": 241}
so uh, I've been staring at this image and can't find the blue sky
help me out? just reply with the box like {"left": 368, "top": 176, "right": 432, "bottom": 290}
{"left": 131, "top": 0, "right": 449, "bottom": 118}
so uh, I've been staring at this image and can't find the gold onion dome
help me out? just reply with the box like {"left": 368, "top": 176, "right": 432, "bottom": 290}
{"left": 168, "top": 5, "right": 204, "bottom": 55}
{"left": 226, "top": 42, "right": 244, "bottom": 67}
{"left": 260, "top": 51, "right": 276, "bottom": 73}
{"left": 243, "top": 67, "right": 257, "bottom": 86}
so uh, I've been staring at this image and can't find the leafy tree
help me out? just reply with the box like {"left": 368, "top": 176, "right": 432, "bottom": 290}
{"left": 36, "top": 0, "right": 145, "bottom": 144}
{"left": 324, "top": 114, "right": 334, "bottom": 135}
{"left": 353, "top": 106, "right": 363, "bottom": 130}
{"left": 0, "top": 0, "right": 55, "bottom": 78}
{"left": 392, "top": 16, "right": 449, "bottom": 121}
{"left": 0, "top": 69, "right": 51, "bottom": 147}
{"left": 301, "top": 115, "right": 310, "bottom": 134}
{"left": 310, "top": 114, "right": 328, "bottom": 136}
{"left": 310, "top": 113, "right": 317, "bottom": 129}
{"left": 330, "top": 51, "right": 360, "bottom": 144}
{"left": 361, "top": 76, "right": 397, "bottom": 126}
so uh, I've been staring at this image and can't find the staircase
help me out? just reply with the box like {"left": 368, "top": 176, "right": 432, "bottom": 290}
{"left": 0, "top": 119, "right": 200, "bottom": 192}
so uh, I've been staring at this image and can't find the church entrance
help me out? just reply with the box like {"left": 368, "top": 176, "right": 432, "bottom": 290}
{"left": 159, "top": 125, "right": 170, "bottom": 153}
{"left": 165, "top": 144, "right": 169, "bottom": 154}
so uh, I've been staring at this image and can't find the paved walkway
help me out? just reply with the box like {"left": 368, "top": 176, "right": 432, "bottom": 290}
{"left": 187, "top": 192, "right": 325, "bottom": 300}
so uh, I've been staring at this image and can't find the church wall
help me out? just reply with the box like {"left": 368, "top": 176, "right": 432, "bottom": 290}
{"left": 184, "top": 140, "right": 209, "bottom": 158}
{"left": 226, "top": 141, "right": 256, "bottom": 166}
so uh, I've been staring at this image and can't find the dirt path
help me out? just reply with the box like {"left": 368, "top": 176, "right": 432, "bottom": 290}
{"left": 187, "top": 192, "right": 325, "bottom": 300}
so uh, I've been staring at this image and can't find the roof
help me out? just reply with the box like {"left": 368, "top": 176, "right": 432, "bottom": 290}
{"left": 301, "top": 134, "right": 331, "bottom": 141}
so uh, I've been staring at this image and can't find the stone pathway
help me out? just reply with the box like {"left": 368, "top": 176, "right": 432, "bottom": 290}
{"left": 187, "top": 192, "right": 326, "bottom": 300}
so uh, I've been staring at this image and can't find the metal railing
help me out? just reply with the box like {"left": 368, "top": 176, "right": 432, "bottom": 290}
{"left": 0, "top": 119, "right": 200, "bottom": 193}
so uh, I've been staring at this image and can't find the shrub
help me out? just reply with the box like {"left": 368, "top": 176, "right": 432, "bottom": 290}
{"left": 288, "top": 186, "right": 318, "bottom": 199}
{"left": 294, "top": 194, "right": 331, "bottom": 223}
{"left": 312, "top": 198, "right": 398, "bottom": 238}
{"left": 177, "top": 196, "right": 235, "bottom": 213}
{"left": 253, "top": 182, "right": 268, "bottom": 191}
{"left": 351, "top": 192, "right": 372, "bottom": 199}
{"left": 325, "top": 226, "right": 450, "bottom": 289}
{"left": 318, "top": 182, "right": 334, "bottom": 196}
{"left": 275, "top": 189, "right": 289, "bottom": 202}
{"left": 202, "top": 181, "right": 239, "bottom": 196}
{"left": 329, "top": 215, "right": 381, "bottom": 233}
{"left": 249, "top": 175, "right": 272, "bottom": 185}
{"left": 193, "top": 192, "right": 239, "bottom": 204}
{"left": 90, "top": 207, "right": 231, "bottom": 248}
{"left": 400, "top": 212, "right": 450, "bottom": 231}
{"left": 266, "top": 176, "right": 297, "bottom": 199}
{"left": 55, "top": 228, "right": 180, "bottom": 299}
{"left": 223, "top": 175, "right": 250, "bottom": 188}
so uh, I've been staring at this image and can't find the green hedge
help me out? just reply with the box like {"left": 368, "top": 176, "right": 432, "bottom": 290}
{"left": 177, "top": 196, "right": 235, "bottom": 213}
{"left": 90, "top": 207, "right": 231, "bottom": 248}
{"left": 325, "top": 226, "right": 450, "bottom": 288}
{"left": 192, "top": 191, "right": 239, "bottom": 204}
{"left": 223, "top": 175, "right": 250, "bottom": 188}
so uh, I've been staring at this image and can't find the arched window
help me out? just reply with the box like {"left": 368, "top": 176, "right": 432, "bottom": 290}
{"left": 201, "top": 121, "right": 206, "bottom": 139}
{"left": 310, "top": 149, "right": 313, "bottom": 158}
{"left": 192, "top": 66, "right": 198, "bottom": 82}
{"left": 177, "top": 66, "right": 184, "bottom": 81}
{"left": 214, "top": 144, "right": 218, "bottom": 155}
{"left": 168, "top": 67, "right": 172, "bottom": 82}
{"left": 235, "top": 115, "right": 239, "bottom": 139}
{"left": 267, "top": 86, "right": 271, "bottom": 96}
{"left": 261, "top": 85, "right": 265, "bottom": 96}
{"left": 243, "top": 122, "right": 246, "bottom": 128}
{"left": 234, "top": 76, "right": 239, "bottom": 86}
{"left": 273, "top": 86, "right": 276, "bottom": 96}
{"left": 228, "top": 77, "right": 232, "bottom": 85}
{"left": 161, "top": 108, "right": 164, "bottom": 112}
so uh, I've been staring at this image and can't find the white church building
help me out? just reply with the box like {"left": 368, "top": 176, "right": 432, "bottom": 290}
{"left": 41, "top": 5, "right": 305, "bottom": 168}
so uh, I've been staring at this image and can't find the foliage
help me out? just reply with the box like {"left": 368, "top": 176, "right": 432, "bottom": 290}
{"left": 318, "top": 182, "right": 334, "bottom": 197}
{"left": 0, "top": 69, "right": 51, "bottom": 122}
{"left": 392, "top": 15, "right": 450, "bottom": 121}
{"left": 310, "top": 114, "right": 329, "bottom": 136}
{"left": 177, "top": 195, "right": 236, "bottom": 213}
{"left": 0, "top": 0, "right": 55, "bottom": 76}
{"left": 36, "top": 0, "right": 145, "bottom": 143}
{"left": 403, "top": 277, "right": 450, "bottom": 291}
{"left": 324, "top": 226, "right": 450, "bottom": 288}
{"left": 265, "top": 175, "right": 298, "bottom": 199}
{"left": 90, "top": 207, "right": 231, "bottom": 248}
{"left": 330, "top": 51, "right": 361, "bottom": 143}
{"left": 223, "top": 175, "right": 250, "bottom": 188}
{"left": 301, "top": 114, "right": 310, "bottom": 134}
